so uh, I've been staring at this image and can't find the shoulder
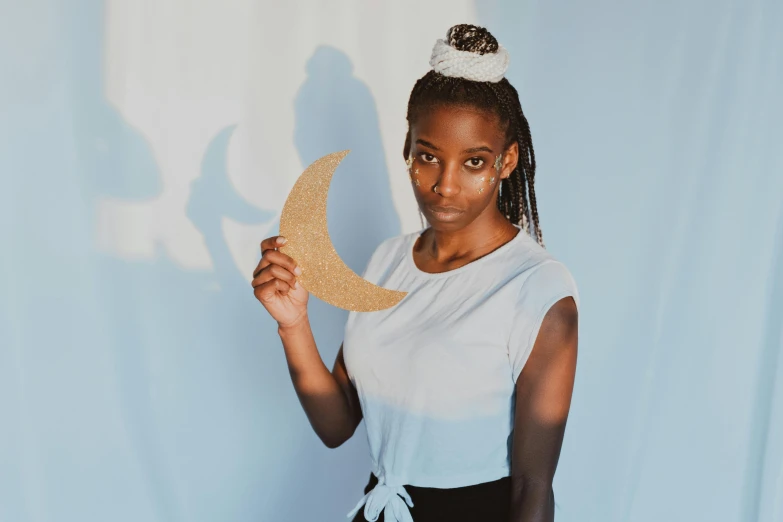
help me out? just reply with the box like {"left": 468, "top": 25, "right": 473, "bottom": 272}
{"left": 505, "top": 235, "right": 580, "bottom": 381}
{"left": 506, "top": 234, "right": 580, "bottom": 312}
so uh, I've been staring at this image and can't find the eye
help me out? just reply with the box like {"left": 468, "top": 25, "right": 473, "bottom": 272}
{"left": 465, "top": 157, "right": 485, "bottom": 169}
{"left": 419, "top": 152, "right": 438, "bottom": 164}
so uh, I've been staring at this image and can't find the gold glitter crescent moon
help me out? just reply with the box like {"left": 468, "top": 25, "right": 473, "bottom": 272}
{"left": 278, "top": 150, "right": 408, "bottom": 312}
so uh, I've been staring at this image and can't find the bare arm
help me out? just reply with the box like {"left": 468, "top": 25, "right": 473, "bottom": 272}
{"left": 278, "top": 320, "right": 363, "bottom": 448}
{"left": 509, "top": 296, "right": 579, "bottom": 522}
{"left": 253, "top": 234, "right": 362, "bottom": 448}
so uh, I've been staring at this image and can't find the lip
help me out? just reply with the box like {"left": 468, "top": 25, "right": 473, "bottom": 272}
{"left": 426, "top": 205, "right": 464, "bottom": 221}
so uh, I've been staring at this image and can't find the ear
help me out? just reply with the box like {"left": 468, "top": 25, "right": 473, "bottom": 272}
{"left": 501, "top": 142, "right": 519, "bottom": 179}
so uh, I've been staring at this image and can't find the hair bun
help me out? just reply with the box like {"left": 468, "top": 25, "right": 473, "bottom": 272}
{"left": 446, "top": 24, "right": 499, "bottom": 55}
{"left": 430, "top": 24, "right": 508, "bottom": 82}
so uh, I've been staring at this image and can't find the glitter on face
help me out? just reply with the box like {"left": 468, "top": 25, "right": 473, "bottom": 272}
{"left": 278, "top": 150, "right": 408, "bottom": 312}
{"left": 494, "top": 153, "right": 503, "bottom": 173}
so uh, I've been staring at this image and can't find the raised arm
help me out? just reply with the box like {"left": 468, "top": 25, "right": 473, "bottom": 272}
{"left": 253, "top": 234, "right": 363, "bottom": 448}
{"left": 509, "top": 296, "right": 579, "bottom": 522}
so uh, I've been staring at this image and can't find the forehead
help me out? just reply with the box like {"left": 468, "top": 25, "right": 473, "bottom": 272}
{"left": 411, "top": 105, "right": 505, "bottom": 149}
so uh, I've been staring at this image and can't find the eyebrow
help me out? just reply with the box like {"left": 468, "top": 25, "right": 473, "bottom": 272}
{"left": 415, "top": 139, "right": 494, "bottom": 154}
{"left": 415, "top": 139, "right": 441, "bottom": 151}
{"left": 464, "top": 146, "right": 494, "bottom": 154}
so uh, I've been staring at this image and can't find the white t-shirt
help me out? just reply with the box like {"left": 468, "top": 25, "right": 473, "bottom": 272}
{"left": 343, "top": 224, "right": 580, "bottom": 522}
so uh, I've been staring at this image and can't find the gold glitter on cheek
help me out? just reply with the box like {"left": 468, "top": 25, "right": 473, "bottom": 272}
{"left": 278, "top": 150, "right": 408, "bottom": 312}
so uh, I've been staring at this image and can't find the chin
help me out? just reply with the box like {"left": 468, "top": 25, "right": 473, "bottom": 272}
{"left": 425, "top": 210, "right": 468, "bottom": 228}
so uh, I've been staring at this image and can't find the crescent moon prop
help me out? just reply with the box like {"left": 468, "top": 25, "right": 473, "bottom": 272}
{"left": 278, "top": 150, "right": 408, "bottom": 312}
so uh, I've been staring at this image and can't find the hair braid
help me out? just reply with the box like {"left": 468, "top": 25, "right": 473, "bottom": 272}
{"left": 518, "top": 104, "right": 544, "bottom": 248}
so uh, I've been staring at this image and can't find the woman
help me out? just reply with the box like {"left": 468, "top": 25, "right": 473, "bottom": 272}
{"left": 252, "top": 24, "right": 580, "bottom": 522}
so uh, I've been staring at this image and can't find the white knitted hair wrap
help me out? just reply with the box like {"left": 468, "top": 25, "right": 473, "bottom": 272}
{"left": 429, "top": 38, "right": 510, "bottom": 83}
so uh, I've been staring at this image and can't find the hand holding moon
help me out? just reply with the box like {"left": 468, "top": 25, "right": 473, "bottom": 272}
{"left": 252, "top": 235, "right": 309, "bottom": 329}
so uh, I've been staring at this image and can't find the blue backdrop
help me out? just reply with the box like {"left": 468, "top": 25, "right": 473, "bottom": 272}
{"left": 1, "top": 1, "right": 781, "bottom": 521}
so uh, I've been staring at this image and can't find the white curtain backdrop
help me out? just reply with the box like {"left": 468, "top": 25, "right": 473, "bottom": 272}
{"left": 1, "top": 0, "right": 781, "bottom": 521}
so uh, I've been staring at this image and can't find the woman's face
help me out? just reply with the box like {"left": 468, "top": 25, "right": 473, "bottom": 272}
{"left": 408, "top": 104, "right": 518, "bottom": 230}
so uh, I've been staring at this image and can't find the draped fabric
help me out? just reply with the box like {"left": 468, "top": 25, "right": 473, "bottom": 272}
{"left": 1, "top": 1, "right": 781, "bottom": 521}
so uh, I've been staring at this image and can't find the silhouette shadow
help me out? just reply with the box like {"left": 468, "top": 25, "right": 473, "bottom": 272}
{"left": 187, "top": 124, "right": 275, "bottom": 288}
{"left": 1, "top": 1, "right": 182, "bottom": 520}
{"left": 3, "top": 6, "right": 400, "bottom": 522}
{"left": 259, "top": 45, "right": 403, "bottom": 520}
{"left": 4, "top": 0, "right": 293, "bottom": 520}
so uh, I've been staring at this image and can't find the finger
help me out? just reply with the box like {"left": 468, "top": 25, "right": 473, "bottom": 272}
{"left": 254, "top": 279, "right": 279, "bottom": 302}
{"left": 254, "top": 278, "right": 292, "bottom": 302}
{"left": 252, "top": 257, "right": 267, "bottom": 279}
{"left": 260, "top": 235, "right": 288, "bottom": 254}
{"left": 261, "top": 249, "right": 301, "bottom": 278}
{"left": 267, "top": 264, "right": 298, "bottom": 287}
{"left": 251, "top": 263, "right": 276, "bottom": 287}
{"left": 252, "top": 264, "right": 297, "bottom": 289}
{"left": 252, "top": 248, "right": 294, "bottom": 279}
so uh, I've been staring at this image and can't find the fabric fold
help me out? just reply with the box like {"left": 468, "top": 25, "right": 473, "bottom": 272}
{"left": 346, "top": 477, "right": 414, "bottom": 522}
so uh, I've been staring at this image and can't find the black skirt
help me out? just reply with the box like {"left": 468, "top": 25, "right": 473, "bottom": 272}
{"left": 350, "top": 472, "right": 511, "bottom": 522}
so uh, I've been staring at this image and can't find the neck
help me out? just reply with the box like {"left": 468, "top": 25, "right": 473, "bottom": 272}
{"left": 424, "top": 209, "right": 518, "bottom": 263}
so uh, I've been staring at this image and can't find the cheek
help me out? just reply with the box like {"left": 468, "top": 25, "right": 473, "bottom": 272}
{"left": 468, "top": 170, "right": 497, "bottom": 196}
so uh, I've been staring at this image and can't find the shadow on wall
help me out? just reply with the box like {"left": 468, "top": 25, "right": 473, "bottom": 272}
{"left": 2, "top": 4, "right": 399, "bottom": 522}
{"left": 259, "top": 44, "right": 403, "bottom": 520}
{"left": 186, "top": 124, "right": 275, "bottom": 289}
{"left": 100, "top": 44, "right": 402, "bottom": 522}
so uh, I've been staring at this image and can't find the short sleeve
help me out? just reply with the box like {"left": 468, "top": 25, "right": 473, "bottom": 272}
{"left": 508, "top": 260, "right": 580, "bottom": 383}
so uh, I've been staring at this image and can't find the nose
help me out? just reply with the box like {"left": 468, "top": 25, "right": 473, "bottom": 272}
{"left": 433, "top": 161, "right": 461, "bottom": 197}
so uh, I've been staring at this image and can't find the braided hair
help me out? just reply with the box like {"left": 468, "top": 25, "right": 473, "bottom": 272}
{"left": 403, "top": 24, "right": 545, "bottom": 249}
